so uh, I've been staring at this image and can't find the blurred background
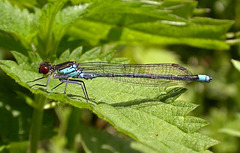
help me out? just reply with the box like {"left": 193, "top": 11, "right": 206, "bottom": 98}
{"left": 0, "top": 0, "right": 240, "bottom": 153}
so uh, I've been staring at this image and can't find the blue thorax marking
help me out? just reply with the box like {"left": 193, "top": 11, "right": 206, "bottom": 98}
{"left": 59, "top": 64, "right": 82, "bottom": 78}
{"left": 67, "top": 71, "right": 80, "bottom": 77}
{"left": 59, "top": 66, "right": 76, "bottom": 74}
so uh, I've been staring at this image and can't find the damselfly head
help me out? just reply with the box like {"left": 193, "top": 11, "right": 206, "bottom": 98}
{"left": 39, "top": 61, "right": 51, "bottom": 75}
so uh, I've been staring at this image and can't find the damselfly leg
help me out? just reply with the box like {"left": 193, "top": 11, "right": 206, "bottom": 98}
{"left": 27, "top": 76, "right": 45, "bottom": 83}
{"left": 28, "top": 75, "right": 90, "bottom": 103}
{"left": 51, "top": 82, "right": 64, "bottom": 91}
{"left": 27, "top": 74, "right": 51, "bottom": 88}
{"left": 52, "top": 75, "right": 90, "bottom": 102}
{"left": 58, "top": 79, "right": 90, "bottom": 103}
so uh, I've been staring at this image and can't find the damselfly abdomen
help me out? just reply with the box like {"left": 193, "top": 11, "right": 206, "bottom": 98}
{"left": 27, "top": 61, "right": 212, "bottom": 103}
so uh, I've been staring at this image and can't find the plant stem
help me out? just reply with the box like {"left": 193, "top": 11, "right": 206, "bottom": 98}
{"left": 28, "top": 94, "right": 46, "bottom": 153}
{"left": 66, "top": 107, "right": 82, "bottom": 150}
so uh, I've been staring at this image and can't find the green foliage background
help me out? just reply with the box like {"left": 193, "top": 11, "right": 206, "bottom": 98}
{"left": 0, "top": 0, "right": 239, "bottom": 153}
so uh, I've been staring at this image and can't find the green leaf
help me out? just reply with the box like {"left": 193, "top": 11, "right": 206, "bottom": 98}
{"left": 56, "top": 49, "right": 71, "bottom": 63}
{"left": 0, "top": 0, "right": 234, "bottom": 56}
{"left": 69, "top": 46, "right": 83, "bottom": 61}
{"left": 231, "top": 59, "right": 240, "bottom": 72}
{"left": 11, "top": 51, "right": 29, "bottom": 66}
{"left": 0, "top": 0, "right": 38, "bottom": 45}
{"left": 7, "top": 0, "right": 37, "bottom": 9}
{"left": 159, "top": 0, "right": 198, "bottom": 18}
{"left": 98, "top": 49, "right": 116, "bottom": 62}
{"left": 38, "top": 2, "right": 88, "bottom": 59}
{"left": 28, "top": 51, "right": 43, "bottom": 70}
{"left": 54, "top": 3, "right": 88, "bottom": 28}
{"left": 93, "top": 101, "right": 217, "bottom": 152}
{"left": 36, "top": 0, "right": 67, "bottom": 59}
{"left": 0, "top": 50, "right": 218, "bottom": 152}
{"left": 67, "top": 0, "right": 233, "bottom": 50}
{"left": 79, "top": 47, "right": 101, "bottom": 61}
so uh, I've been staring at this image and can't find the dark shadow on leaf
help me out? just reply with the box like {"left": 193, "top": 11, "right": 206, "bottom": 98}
{"left": 97, "top": 87, "right": 187, "bottom": 107}
{"left": 67, "top": 94, "right": 97, "bottom": 105}
{"left": 34, "top": 88, "right": 50, "bottom": 93}
{"left": 98, "top": 98, "right": 162, "bottom": 107}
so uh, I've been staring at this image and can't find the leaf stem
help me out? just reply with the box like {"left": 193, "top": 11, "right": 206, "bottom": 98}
{"left": 28, "top": 94, "right": 47, "bottom": 153}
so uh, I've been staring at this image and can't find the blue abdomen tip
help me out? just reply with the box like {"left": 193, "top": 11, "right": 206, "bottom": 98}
{"left": 198, "top": 75, "right": 212, "bottom": 82}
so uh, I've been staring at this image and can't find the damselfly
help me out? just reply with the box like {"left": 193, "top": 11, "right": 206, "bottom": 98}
{"left": 27, "top": 61, "right": 212, "bottom": 103}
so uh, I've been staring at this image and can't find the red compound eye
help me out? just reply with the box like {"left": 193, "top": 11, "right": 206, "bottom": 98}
{"left": 39, "top": 61, "right": 51, "bottom": 75}
{"left": 39, "top": 66, "right": 49, "bottom": 74}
